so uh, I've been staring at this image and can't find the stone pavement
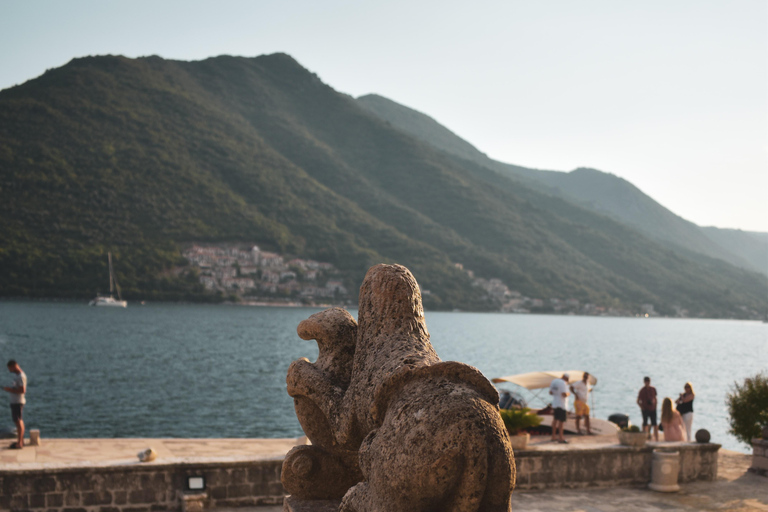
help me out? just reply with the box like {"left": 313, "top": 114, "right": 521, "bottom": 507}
{"left": 218, "top": 452, "right": 767, "bottom": 512}
{"left": 0, "top": 437, "right": 302, "bottom": 468}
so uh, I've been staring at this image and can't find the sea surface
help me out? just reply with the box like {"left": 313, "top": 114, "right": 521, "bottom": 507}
{"left": 0, "top": 301, "right": 765, "bottom": 453}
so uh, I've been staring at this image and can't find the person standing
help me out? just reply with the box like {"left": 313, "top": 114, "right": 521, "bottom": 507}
{"left": 3, "top": 360, "right": 27, "bottom": 449}
{"left": 549, "top": 373, "right": 570, "bottom": 443}
{"left": 637, "top": 376, "right": 658, "bottom": 441}
{"left": 676, "top": 382, "right": 695, "bottom": 441}
{"left": 660, "top": 397, "right": 687, "bottom": 441}
{"left": 571, "top": 372, "right": 593, "bottom": 435}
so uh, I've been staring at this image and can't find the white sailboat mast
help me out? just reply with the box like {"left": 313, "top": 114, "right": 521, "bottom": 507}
{"left": 108, "top": 252, "right": 114, "bottom": 295}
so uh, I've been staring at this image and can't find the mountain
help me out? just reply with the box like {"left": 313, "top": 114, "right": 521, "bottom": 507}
{"left": 1, "top": 54, "right": 766, "bottom": 317}
{"left": 357, "top": 94, "right": 768, "bottom": 277}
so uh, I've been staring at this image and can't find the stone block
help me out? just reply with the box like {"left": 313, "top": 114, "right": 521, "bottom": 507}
{"left": 29, "top": 493, "right": 47, "bottom": 508}
{"left": 62, "top": 508, "right": 88, "bottom": 512}
{"left": 64, "top": 492, "right": 81, "bottom": 506}
{"left": 128, "top": 489, "right": 156, "bottom": 504}
{"left": 123, "top": 507, "right": 152, "bottom": 512}
{"left": 46, "top": 493, "right": 65, "bottom": 507}
{"left": 200, "top": 471, "right": 227, "bottom": 487}
{"left": 31, "top": 477, "right": 57, "bottom": 494}
{"left": 140, "top": 473, "right": 167, "bottom": 492}
{"left": 247, "top": 466, "right": 269, "bottom": 485}
{"left": 3, "top": 475, "right": 31, "bottom": 495}
{"left": 228, "top": 468, "right": 248, "bottom": 484}
{"left": 209, "top": 486, "right": 227, "bottom": 501}
{"left": 752, "top": 454, "right": 768, "bottom": 471}
{"left": 179, "top": 492, "right": 208, "bottom": 512}
{"left": 100, "top": 507, "right": 120, "bottom": 512}
{"left": 113, "top": 490, "right": 127, "bottom": 505}
{"left": 82, "top": 491, "right": 113, "bottom": 506}
{"left": 226, "top": 483, "right": 252, "bottom": 498}
{"left": 58, "top": 473, "right": 95, "bottom": 492}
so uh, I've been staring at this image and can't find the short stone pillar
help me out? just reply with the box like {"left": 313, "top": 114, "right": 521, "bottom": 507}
{"left": 649, "top": 450, "right": 680, "bottom": 492}
{"left": 750, "top": 438, "right": 768, "bottom": 476}
{"left": 29, "top": 429, "right": 41, "bottom": 446}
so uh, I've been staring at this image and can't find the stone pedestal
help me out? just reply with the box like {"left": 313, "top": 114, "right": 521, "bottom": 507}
{"left": 29, "top": 429, "right": 41, "bottom": 446}
{"left": 649, "top": 450, "right": 680, "bottom": 492}
{"left": 283, "top": 496, "right": 341, "bottom": 512}
{"left": 749, "top": 438, "right": 768, "bottom": 476}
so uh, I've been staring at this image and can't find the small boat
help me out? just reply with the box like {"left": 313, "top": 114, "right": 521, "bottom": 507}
{"left": 89, "top": 252, "right": 127, "bottom": 307}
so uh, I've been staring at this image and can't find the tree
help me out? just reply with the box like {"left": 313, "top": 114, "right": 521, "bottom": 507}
{"left": 726, "top": 373, "right": 768, "bottom": 446}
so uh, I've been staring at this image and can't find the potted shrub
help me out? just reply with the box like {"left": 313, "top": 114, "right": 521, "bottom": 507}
{"left": 618, "top": 425, "right": 648, "bottom": 447}
{"left": 500, "top": 407, "right": 542, "bottom": 450}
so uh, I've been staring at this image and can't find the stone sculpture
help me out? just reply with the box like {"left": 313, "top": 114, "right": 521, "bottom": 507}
{"left": 283, "top": 264, "right": 515, "bottom": 511}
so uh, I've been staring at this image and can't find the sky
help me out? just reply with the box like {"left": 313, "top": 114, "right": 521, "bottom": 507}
{"left": 2, "top": 1, "right": 766, "bottom": 231}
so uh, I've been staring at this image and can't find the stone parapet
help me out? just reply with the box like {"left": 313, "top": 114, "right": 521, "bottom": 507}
{"left": 0, "top": 459, "right": 284, "bottom": 512}
{"left": 750, "top": 438, "right": 768, "bottom": 476}
{"left": 513, "top": 442, "right": 719, "bottom": 490}
{"left": 0, "top": 442, "right": 721, "bottom": 511}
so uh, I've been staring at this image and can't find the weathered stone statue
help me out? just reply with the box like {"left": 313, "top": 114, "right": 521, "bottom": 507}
{"left": 283, "top": 264, "right": 515, "bottom": 511}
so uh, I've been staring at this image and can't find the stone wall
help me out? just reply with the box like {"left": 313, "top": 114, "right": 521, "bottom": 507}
{"left": 513, "top": 443, "right": 720, "bottom": 490}
{"left": 0, "top": 459, "right": 284, "bottom": 512}
{"left": 0, "top": 443, "right": 720, "bottom": 511}
{"left": 750, "top": 439, "right": 768, "bottom": 476}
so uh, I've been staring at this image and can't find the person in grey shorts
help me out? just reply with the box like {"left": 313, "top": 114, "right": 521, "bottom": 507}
{"left": 3, "top": 360, "right": 27, "bottom": 449}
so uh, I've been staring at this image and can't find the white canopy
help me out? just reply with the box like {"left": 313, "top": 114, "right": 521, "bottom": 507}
{"left": 492, "top": 371, "right": 597, "bottom": 390}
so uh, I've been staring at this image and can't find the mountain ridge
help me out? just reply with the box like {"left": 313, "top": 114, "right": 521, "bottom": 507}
{"left": 356, "top": 94, "right": 767, "bottom": 277}
{"left": 1, "top": 54, "right": 766, "bottom": 317}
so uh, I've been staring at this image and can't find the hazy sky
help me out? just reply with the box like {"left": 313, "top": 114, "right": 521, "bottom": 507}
{"left": 2, "top": 1, "right": 766, "bottom": 231}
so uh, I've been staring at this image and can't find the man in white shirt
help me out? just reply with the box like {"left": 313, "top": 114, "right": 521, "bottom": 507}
{"left": 571, "top": 372, "right": 593, "bottom": 435}
{"left": 3, "top": 360, "right": 27, "bottom": 449}
{"left": 549, "top": 373, "right": 570, "bottom": 443}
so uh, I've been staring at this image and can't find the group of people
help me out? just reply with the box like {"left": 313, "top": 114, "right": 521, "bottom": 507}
{"left": 548, "top": 372, "right": 593, "bottom": 443}
{"left": 637, "top": 376, "right": 695, "bottom": 442}
{"left": 547, "top": 372, "right": 696, "bottom": 443}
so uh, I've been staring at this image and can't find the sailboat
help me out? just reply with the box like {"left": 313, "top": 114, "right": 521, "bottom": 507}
{"left": 89, "top": 252, "right": 127, "bottom": 307}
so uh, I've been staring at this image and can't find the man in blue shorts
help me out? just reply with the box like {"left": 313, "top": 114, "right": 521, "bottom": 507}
{"left": 3, "top": 360, "right": 27, "bottom": 449}
{"left": 636, "top": 376, "right": 658, "bottom": 441}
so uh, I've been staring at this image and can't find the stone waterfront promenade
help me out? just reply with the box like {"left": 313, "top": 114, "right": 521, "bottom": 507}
{"left": 1, "top": 435, "right": 766, "bottom": 511}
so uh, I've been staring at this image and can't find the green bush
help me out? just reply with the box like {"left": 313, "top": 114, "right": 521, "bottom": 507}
{"left": 500, "top": 408, "right": 542, "bottom": 435}
{"left": 622, "top": 425, "right": 641, "bottom": 433}
{"left": 726, "top": 372, "right": 768, "bottom": 446}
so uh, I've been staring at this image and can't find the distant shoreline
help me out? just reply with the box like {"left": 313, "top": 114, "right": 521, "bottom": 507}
{"left": 1, "top": 297, "right": 765, "bottom": 321}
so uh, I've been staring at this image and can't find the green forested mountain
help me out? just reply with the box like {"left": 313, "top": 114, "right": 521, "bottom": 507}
{"left": 357, "top": 94, "right": 768, "bottom": 277}
{"left": 1, "top": 53, "right": 766, "bottom": 317}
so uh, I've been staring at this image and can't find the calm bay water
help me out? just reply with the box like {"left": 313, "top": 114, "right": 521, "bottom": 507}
{"left": 0, "top": 301, "right": 765, "bottom": 452}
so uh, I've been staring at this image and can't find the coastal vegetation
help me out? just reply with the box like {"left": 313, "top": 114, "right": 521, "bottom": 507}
{"left": 726, "top": 373, "right": 768, "bottom": 446}
{"left": 1, "top": 53, "right": 767, "bottom": 316}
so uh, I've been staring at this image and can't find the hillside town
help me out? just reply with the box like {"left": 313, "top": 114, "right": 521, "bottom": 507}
{"left": 180, "top": 244, "right": 670, "bottom": 316}
{"left": 457, "top": 263, "right": 660, "bottom": 317}
{"left": 182, "top": 244, "right": 350, "bottom": 306}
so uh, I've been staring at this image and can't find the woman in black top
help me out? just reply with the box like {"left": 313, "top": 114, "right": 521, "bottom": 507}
{"left": 676, "top": 382, "right": 695, "bottom": 441}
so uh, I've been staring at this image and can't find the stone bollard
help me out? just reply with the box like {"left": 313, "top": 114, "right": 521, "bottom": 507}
{"left": 648, "top": 450, "right": 680, "bottom": 492}
{"left": 29, "top": 429, "right": 41, "bottom": 446}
